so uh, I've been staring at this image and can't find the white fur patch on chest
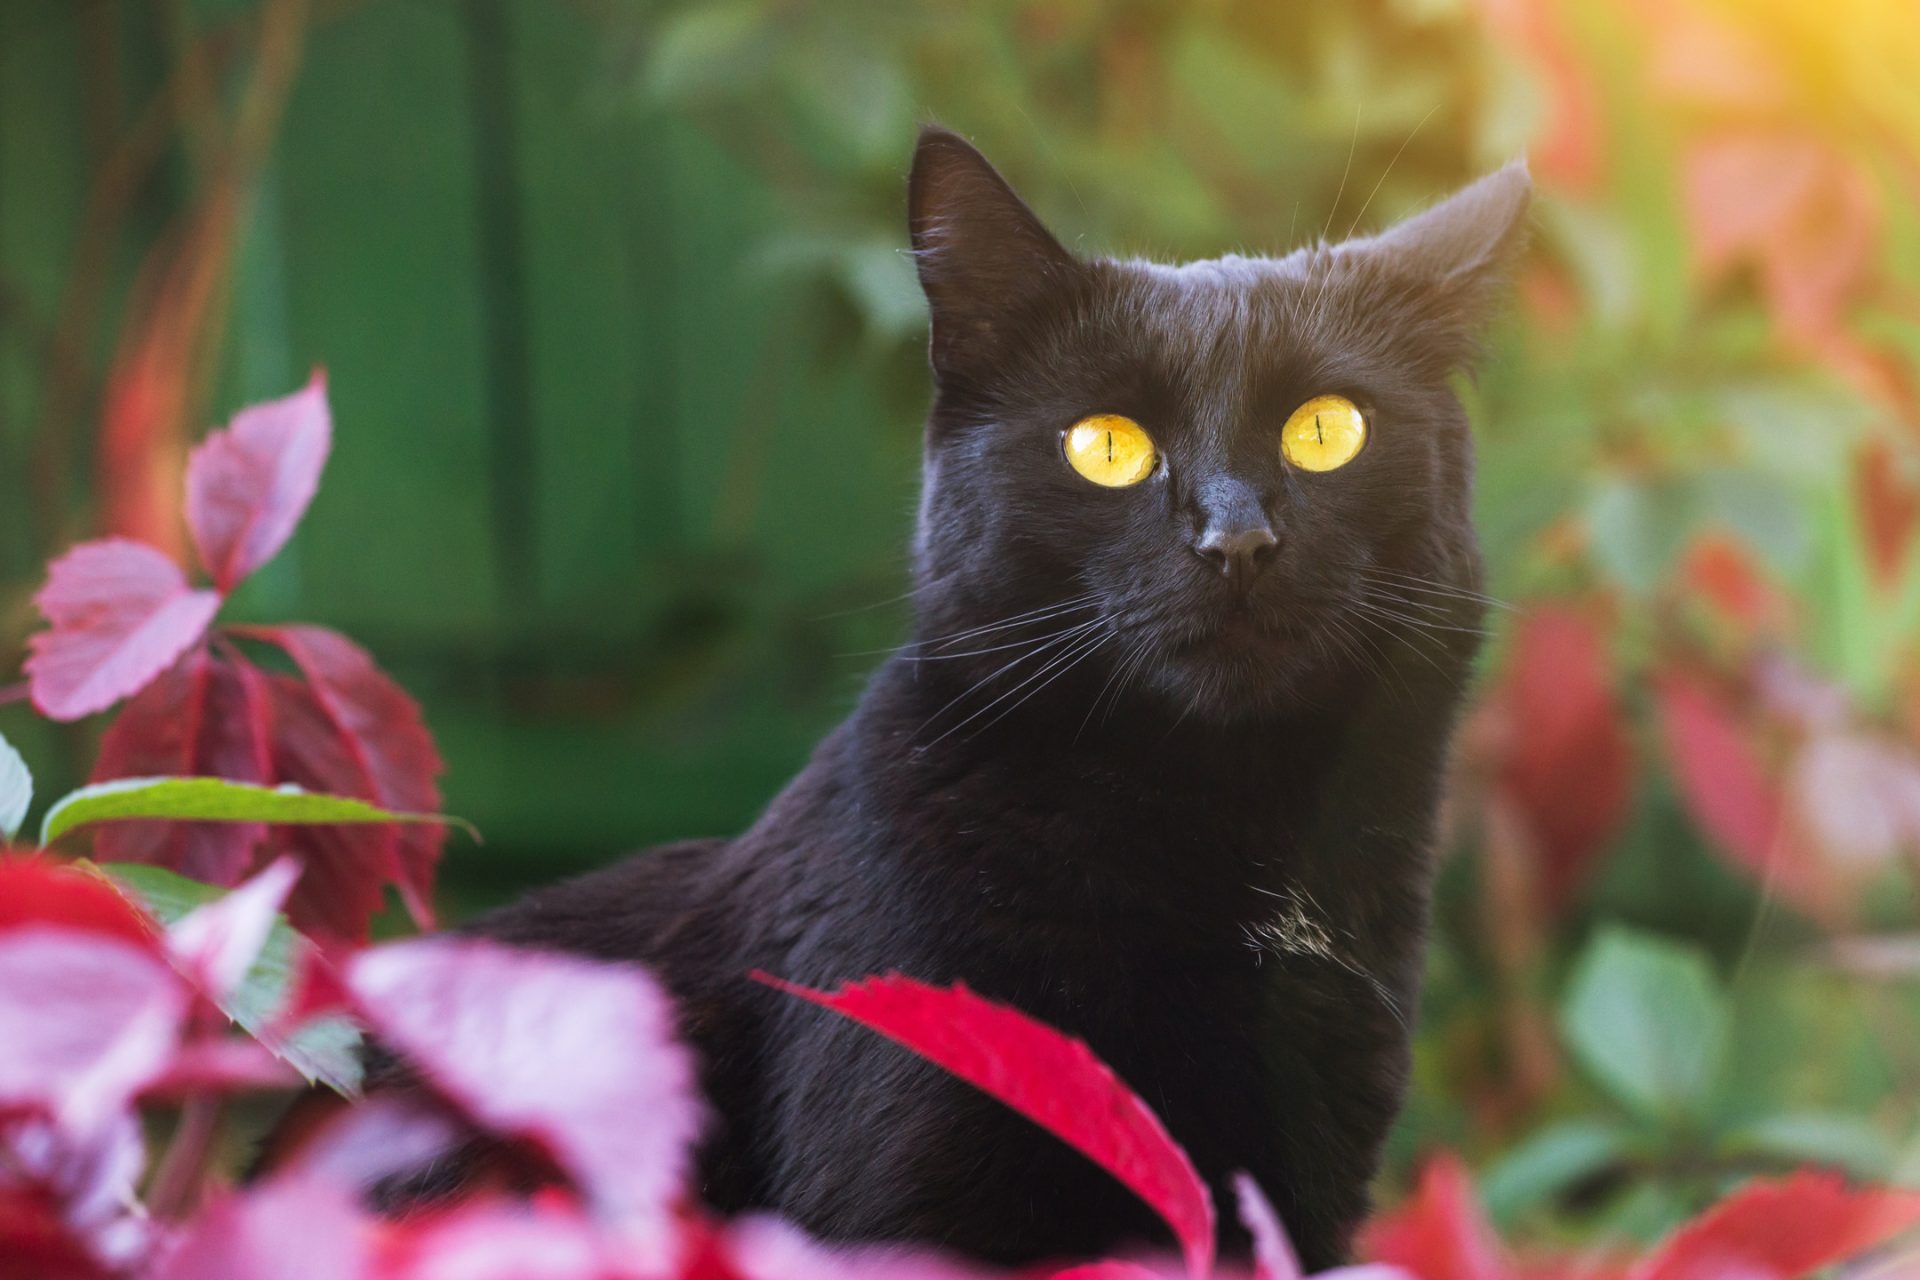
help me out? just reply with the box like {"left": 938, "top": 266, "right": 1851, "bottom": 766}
{"left": 1242, "top": 885, "right": 1406, "bottom": 1027}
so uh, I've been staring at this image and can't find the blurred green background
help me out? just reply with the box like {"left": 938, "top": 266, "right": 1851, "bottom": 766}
{"left": 6, "top": 0, "right": 1920, "bottom": 1256}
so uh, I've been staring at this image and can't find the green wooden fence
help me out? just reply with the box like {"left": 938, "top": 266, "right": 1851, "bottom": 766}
{"left": 0, "top": 0, "right": 926, "bottom": 904}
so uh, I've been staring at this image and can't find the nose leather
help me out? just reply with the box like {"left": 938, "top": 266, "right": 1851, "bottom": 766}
{"left": 1192, "top": 474, "right": 1278, "bottom": 588}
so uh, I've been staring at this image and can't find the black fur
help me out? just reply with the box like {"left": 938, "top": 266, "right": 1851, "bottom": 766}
{"left": 439, "top": 129, "right": 1526, "bottom": 1268}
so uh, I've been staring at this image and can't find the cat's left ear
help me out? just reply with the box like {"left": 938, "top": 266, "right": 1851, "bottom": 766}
{"left": 1344, "top": 160, "right": 1532, "bottom": 361}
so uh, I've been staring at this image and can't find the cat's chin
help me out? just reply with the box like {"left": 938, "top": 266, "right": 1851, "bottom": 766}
{"left": 1137, "top": 623, "right": 1344, "bottom": 723}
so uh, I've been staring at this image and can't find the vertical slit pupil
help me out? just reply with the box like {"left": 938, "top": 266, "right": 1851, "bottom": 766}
{"left": 1107, "top": 431, "right": 1114, "bottom": 462}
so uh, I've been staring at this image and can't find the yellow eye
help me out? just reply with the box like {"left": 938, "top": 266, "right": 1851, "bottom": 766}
{"left": 1063, "top": 414, "right": 1157, "bottom": 488}
{"left": 1280, "top": 395, "right": 1368, "bottom": 472}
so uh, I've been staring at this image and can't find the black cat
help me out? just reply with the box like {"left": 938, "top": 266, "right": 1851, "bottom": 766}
{"left": 445, "top": 128, "right": 1526, "bottom": 1269}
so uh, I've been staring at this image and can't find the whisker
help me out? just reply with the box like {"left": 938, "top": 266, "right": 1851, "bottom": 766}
{"left": 1351, "top": 594, "right": 1491, "bottom": 636}
{"left": 925, "top": 625, "right": 1109, "bottom": 748}
{"left": 844, "top": 594, "right": 1100, "bottom": 659}
{"left": 1342, "top": 103, "right": 1439, "bottom": 243}
{"left": 903, "top": 621, "right": 1109, "bottom": 662}
{"left": 918, "top": 595, "right": 1103, "bottom": 649}
{"left": 965, "top": 629, "right": 1112, "bottom": 744}
{"left": 910, "top": 621, "right": 1101, "bottom": 739}
{"left": 1358, "top": 568, "right": 1513, "bottom": 612}
{"left": 1077, "top": 633, "right": 1154, "bottom": 742}
{"left": 1345, "top": 606, "right": 1453, "bottom": 681}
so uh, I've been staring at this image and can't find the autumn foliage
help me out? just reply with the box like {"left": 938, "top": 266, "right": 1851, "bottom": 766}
{"left": 24, "top": 378, "right": 443, "bottom": 944}
{"left": 4, "top": 377, "right": 1918, "bottom": 1275}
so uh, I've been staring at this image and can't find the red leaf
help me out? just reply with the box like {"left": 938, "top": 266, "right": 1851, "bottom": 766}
{"left": 1856, "top": 437, "right": 1920, "bottom": 586}
{"left": 346, "top": 938, "right": 703, "bottom": 1226}
{"left": 757, "top": 973, "right": 1216, "bottom": 1280}
{"left": 0, "top": 858, "right": 161, "bottom": 952}
{"left": 1473, "top": 0, "right": 1605, "bottom": 192}
{"left": 1681, "top": 132, "right": 1879, "bottom": 350}
{"left": 1630, "top": 1172, "right": 1920, "bottom": 1280}
{"left": 185, "top": 374, "right": 332, "bottom": 593}
{"left": 25, "top": 540, "right": 221, "bottom": 722}
{"left": 1492, "top": 609, "right": 1634, "bottom": 913}
{"left": 1677, "top": 535, "right": 1792, "bottom": 634}
{"left": 0, "top": 1187, "right": 116, "bottom": 1280}
{"left": 257, "top": 674, "right": 398, "bottom": 944}
{"left": 1654, "top": 674, "right": 1831, "bottom": 910}
{"left": 1359, "top": 1156, "right": 1507, "bottom": 1280}
{"left": 272, "top": 943, "right": 353, "bottom": 1035}
{"left": 89, "top": 647, "right": 274, "bottom": 885}
{"left": 246, "top": 625, "right": 445, "bottom": 932}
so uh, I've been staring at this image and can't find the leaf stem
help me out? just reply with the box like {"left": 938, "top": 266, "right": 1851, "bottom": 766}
{"left": 147, "top": 1093, "right": 225, "bottom": 1220}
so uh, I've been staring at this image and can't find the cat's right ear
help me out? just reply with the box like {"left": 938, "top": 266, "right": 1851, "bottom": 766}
{"left": 909, "top": 126, "right": 1076, "bottom": 379}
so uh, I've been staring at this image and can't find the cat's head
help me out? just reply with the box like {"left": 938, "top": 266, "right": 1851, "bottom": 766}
{"left": 905, "top": 127, "right": 1528, "bottom": 725}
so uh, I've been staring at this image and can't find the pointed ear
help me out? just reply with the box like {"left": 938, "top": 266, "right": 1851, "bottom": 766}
{"left": 1365, "top": 160, "right": 1532, "bottom": 285}
{"left": 908, "top": 126, "right": 1077, "bottom": 378}
{"left": 1343, "top": 161, "right": 1532, "bottom": 367}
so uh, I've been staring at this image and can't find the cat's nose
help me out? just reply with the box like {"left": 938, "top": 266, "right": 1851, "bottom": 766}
{"left": 1195, "top": 524, "right": 1278, "bottom": 587}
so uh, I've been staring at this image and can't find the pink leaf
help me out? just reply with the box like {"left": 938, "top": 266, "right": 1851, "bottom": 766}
{"left": 25, "top": 540, "right": 221, "bottom": 722}
{"left": 166, "top": 857, "right": 301, "bottom": 1001}
{"left": 1630, "top": 1172, "right": 1920, "bottom": 1280}
{"left": 90, "top": 648, "right": 274, "bottom": 885}
{"left": 346, "top": 938, "right": 703, "bottom": 1226}
{"left": 1, "top": 1112, "right": 150, "bottom": 1278}
{"left": 377, "top": 1197, "right": 626, "bottom": 1280}
{"left": 153, "top": 1177, "right": 370, "bottom": 1280}
{"left": 713, "top": 1212, "right": 995, "bottom": 1280}
{"left": 1359, "top": 1156, "right": 1506, "bottom": 1280}
{"left": 1655, "top": 675, "right": 1782, "bottom": 870}
{"left": 757, "top": 973, "right": 1216, "bottom": 1280}
{"left": 275, "top": 1094, "right": 465, "bottom": 1192}
{"left": 1233, "top": 1175, "right": 1301, "bottom": 1280}
{"left": 246, "top": 625, "right": 446, "bottom": 933}
{"left": 184, "top": 373, "right": 332, "bottom": 593}
{"left": 0, "top": 927, "right": 188, "bottom": 1137}
{"left": 139, "top": 1035, "right": 302, "bottom": 1099}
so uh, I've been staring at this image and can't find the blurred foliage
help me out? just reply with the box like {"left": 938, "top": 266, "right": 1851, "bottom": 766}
{"left": 4, "top": 0, "right": 1920, "bottom": 1254}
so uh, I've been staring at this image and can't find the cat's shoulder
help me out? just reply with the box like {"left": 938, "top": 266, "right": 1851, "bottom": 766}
{"left": 464, "top": 837, "right": 730, "bottom": 964}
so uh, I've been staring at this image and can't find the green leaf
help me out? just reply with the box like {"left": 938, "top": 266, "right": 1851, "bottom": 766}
{"left": 104, "top": 862, "right": 362, "bottom": 1094}
{"left": 1724, "top": 1111, "right": 1897, "bottom": 1180}
{"left": 41, "top": 776, "right": 470, "bottom": 848}
{"left": 1585, "top": 476, "right": 1699, "bottom": 595}
{"left": 1559, "top": 926, "right": 1730, "bottom": 1125}
{"left": 0, "top": 730, "right": 29, "bottom": 841}
{"left": 1481, "top": 1118, "right": 1639, "bottom": 1228}
{"left": 643, "top": 2, "right": 770, "bottom": 105}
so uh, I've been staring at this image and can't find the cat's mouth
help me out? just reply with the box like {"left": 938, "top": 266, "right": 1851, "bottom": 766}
{"left": 1135, "top": 598, "right": 1296, "bottom": 651}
